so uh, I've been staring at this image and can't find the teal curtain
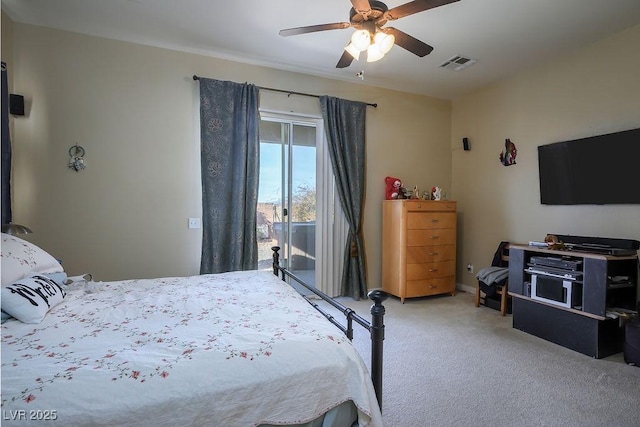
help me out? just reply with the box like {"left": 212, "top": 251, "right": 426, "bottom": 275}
{"left": 319, "top": 96, "right": 367, "bottom": 300}
{"left": 198, "top": 78, "right": 259, "bottom": 274}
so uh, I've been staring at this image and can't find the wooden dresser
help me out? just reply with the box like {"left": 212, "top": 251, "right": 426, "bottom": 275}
{"left": 382, "top": 200, "right": 457, "bottom": 302}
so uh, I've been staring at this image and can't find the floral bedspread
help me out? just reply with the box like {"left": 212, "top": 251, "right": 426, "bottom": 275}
{"left": 1, "top": 270, "right": 382, "bottom": 426}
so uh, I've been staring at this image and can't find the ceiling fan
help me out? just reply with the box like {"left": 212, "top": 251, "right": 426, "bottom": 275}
{"left": 279, "top": 0, "right": 460, "bottom": 68}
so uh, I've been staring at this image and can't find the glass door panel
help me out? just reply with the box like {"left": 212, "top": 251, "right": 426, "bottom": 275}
{"left": 257, "top": 118, "right": 317, "bottom": 288}
{"left": 289, "top": 124, "right": 316, "bottom": 286}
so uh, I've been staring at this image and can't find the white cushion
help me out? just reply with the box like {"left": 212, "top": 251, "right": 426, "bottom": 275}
{"left": 1, "top": 275, "right": 67, "bottom": 323}
{"left": 1, "top": 233, "right": 64, "bottom": 286}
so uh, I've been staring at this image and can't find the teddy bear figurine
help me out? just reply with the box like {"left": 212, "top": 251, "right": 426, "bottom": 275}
{"left": 385, "top": 176, "right": 402, "bottom": 200}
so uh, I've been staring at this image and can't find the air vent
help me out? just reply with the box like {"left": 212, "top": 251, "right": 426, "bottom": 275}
{"left": 440, "top": 55, "right": 477, "bottom": 71}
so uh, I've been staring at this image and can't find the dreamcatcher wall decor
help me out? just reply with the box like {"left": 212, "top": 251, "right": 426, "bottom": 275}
{"left": 68, "top": 144, "right": 86, "bottom": 172}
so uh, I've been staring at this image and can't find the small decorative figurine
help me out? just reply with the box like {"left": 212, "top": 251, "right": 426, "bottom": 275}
{"left": 413, "top": 186, "right": 419, "bottom": 200}
{"left": 422, "top": 191, "right": 430, "bottom": 200}
{"left": 431, "top": 186, "right": 442, "bottom": 201}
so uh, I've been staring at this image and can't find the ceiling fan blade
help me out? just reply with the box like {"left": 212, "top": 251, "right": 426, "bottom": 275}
{"left": 350, "top": 0, "right": 373, "bottom": 15}
{"left": 385, "top": 0, "right": 459, "bottom": 20}
{"left": 279, "top": 22, "right": 351, "bottom": 37}
{"left": 384, "top": 27, "right": 433, "bottom": 57}
{"left": 336, "top": 50, "right": 355, "bottom": 68}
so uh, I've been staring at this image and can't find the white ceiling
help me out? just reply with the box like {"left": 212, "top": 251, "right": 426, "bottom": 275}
{"left": 3, "top": 0, "right": 640, "bottom": 100}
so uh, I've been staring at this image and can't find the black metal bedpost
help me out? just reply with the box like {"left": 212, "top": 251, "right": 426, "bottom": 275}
{"left": 368, "top": 289, "right": 388, "bottom": 409}
{"left": 271, "top": 246, "right": 281, "bottom": 276}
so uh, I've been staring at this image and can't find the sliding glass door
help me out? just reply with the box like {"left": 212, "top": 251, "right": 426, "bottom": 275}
{"left": 257, "top": 116, "right": 317, "bottom": 287}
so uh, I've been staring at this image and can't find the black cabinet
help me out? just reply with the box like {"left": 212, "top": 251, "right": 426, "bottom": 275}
{"left": 509, "top": 245, "right": 638, "bottom": 358}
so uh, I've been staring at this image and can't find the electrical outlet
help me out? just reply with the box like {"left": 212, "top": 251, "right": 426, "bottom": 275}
{"left": 188, "top": 217, "right": 201, "bottom": 229}
{"left": 467, "top": 263, "right": 474, "bottom": 274}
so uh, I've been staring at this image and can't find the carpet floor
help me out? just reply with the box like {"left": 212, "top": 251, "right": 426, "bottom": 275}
{"left": 328, "top": 291, "right": 640, "bottom": 427}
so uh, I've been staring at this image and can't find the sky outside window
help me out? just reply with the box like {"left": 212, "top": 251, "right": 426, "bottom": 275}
{"left": 258, "top": 143, "right": 315, "bottom": 204}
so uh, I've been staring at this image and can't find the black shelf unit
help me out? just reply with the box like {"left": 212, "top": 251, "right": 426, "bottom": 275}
{"left": 509, "top": 245, "right": 638, "bottom": 358}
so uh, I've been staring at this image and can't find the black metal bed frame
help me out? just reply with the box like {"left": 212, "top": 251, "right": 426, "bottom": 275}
{"left": 271, "top": 246, "right": 389, "bottom": 408}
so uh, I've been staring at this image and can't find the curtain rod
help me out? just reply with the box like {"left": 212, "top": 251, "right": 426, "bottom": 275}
{"left": 192, "top": 75, "right": 377, "bottom": 108}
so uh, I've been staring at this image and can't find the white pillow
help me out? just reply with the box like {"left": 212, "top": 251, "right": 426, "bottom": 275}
{"left": 1, "top": 275, "right": 67, "bottom": 323}
{"left": 1, "top": 233, "right": 64, "bottom": 286}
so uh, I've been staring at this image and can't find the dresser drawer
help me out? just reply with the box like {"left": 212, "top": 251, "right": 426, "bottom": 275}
{"left": 406, "top": 245, "right": 455, "bottom": 263}
{"left": 406, "top": 260, "right": 455, "bottom": 280}
{"left": 407, "top": 229, "right": 456, "bottom": 246}
{"left": 402, "top": 201, "right": 456, "bottom": 213}
{"left": 405, "top": 277, "right": 455, "bottom": 297}
{"left": 407, "top": 212, "right": 456, "bottom": 230}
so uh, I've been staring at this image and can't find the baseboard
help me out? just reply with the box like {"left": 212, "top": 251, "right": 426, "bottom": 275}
{"left": 457, "top": 283, "right": 475, "bottom": 294}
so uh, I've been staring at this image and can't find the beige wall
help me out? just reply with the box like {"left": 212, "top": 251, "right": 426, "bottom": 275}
{"left": 3, "top": 19, "right": 452, "bottom": 287}
{"left": 452, "top": 24, "right": 640, "bottom": 290}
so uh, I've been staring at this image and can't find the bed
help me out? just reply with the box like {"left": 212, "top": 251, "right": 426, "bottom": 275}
{"left": 1, "top": 233, "right": 386, "bottom": 426}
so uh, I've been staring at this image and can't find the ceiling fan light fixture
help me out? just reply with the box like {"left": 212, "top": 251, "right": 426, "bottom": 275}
{"left": 350, "top": 29, "right": 371, "bottom": 51}
{"left": 366, "top": 44, "right": 385, "bottom": 63}
{"left": 281, "top": 0, "right": 459, "bottom": 69}
{"left": 344, "top": 43, "right": 361, "bottom": 60}
{"left": 374, "top": 31, "right": 395, "bottom": 54}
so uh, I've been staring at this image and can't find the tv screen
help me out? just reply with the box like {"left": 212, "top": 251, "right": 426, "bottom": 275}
{"left": 538, "top": 128, "right": 640, "bottom": 205}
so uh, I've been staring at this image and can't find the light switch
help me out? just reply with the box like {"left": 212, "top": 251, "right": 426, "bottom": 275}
{"left": 188, "top": 218, "right": 201, "bottom": 229}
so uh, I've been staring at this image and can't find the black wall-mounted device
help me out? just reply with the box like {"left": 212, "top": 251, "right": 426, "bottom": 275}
{"left": 10, "top": 94, "right": 24, "bottom": 116}
{"left": 462, "top": 137, "right": 470, "bottom": 151}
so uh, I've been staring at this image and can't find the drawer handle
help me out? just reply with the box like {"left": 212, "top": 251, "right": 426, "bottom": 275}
{"left": 430, "top": 219, "right": 439, "bottom": 223}
{"left": 429, "top": 269, "right": 438, "bottom": 272}
{"left": 429, "top": 252, "right": 439, "bottom": 256}
{"left": 429, "top": 235, "right": 439, "bottom": 239}
{"left": 429, "top": 285, "right": 437, "bottom": 289}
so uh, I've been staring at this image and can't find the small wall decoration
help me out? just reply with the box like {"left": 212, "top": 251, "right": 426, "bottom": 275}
{"left": 499, "top": 138, "right": 517, "bottom": 166}
{"left": 68, "top": 144, "right": 86, "bottom": 172}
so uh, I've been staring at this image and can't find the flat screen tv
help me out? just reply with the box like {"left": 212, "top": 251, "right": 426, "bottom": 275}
{"left": 538, "top": 128, "right": 640, "bottom": 205}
